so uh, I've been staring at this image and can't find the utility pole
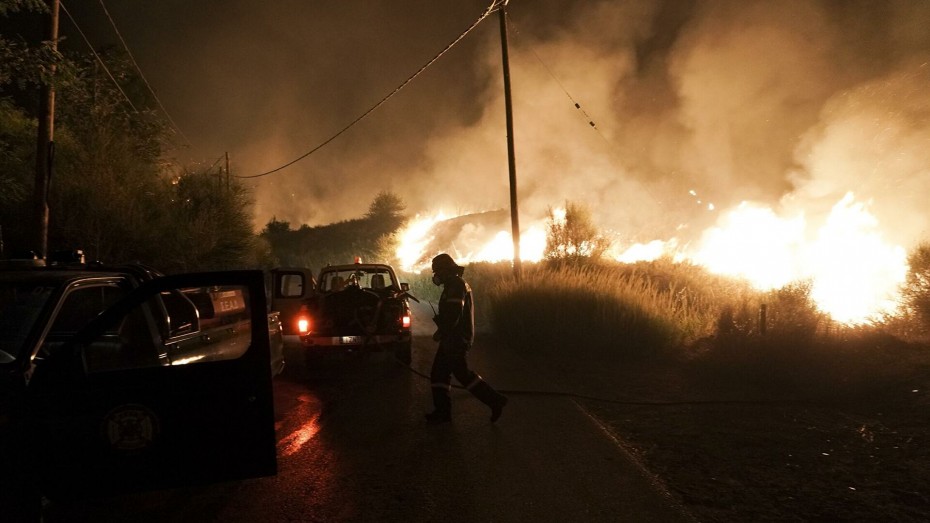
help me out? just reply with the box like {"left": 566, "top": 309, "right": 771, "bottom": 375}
{"left": 33, "top": 0, "right": 60, "bottom": 260}
{"left": 498, "top": 0, "right": 522, "bottom": 281}
{"left": 225, "top": 151, "right": 230, "bottom": 191}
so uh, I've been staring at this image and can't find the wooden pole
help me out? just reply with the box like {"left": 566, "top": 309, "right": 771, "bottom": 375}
{"left": 33, "top": 0, "right": 60, "bottom": 260}
{"left": 498, "top": 1, "right": 522, "bottom": 281}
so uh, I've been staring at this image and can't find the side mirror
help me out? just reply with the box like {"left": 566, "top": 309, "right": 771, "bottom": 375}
{"left": 401, "top": 282, "right": 410, "bottom": 292}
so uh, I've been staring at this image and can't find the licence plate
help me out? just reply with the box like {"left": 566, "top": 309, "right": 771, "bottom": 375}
{"left": 340, "top": 336, "right": 361, "bottom": 344}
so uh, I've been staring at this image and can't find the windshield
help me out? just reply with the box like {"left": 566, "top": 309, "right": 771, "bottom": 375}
{"left": 319, "top": 268, "right": 395, "bottom": 292}
{"left": 0, "top": 281, "right": 57, "bottom": 363}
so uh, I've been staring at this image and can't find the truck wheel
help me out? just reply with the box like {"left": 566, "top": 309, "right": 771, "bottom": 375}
{"left": 304, "top": 350, "right": 320, "bottom": 370}
{"left": 394, "top": 342, "right": 412, "bottom": 366}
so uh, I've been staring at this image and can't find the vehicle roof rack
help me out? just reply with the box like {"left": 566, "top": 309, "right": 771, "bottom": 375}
{"left": 48, "top": 249, "right": 86, "bottom": 266}
{"left": 0, "top": 250, "right": 46, "bottom": 268}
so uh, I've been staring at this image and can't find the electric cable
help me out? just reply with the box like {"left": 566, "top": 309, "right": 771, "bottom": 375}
{"left": 505, "top": 17, "right": 612, "bottom": 145}
{"left": 97, "top": 0, "right": 192, "bottom": 146}
{"left": 509, "top": 12, "right": 731, "bottom": 224}
{"left": 207, "top": 154, "right": 224, "bottom": 172}
{"left": 59, "top": 0, "right": 140, "bottom": 114}
{"left": 236, "top": 0, "right": 501, "bottom": 179}
{"left": 510, "top": 22, "right": 602, "bottom": 134}
{"left": 505, "top": 15, "right": 679, "bottom": 213}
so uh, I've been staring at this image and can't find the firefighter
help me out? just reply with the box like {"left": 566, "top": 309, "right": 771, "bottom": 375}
{"left": 426, "top": 253, "right": 508, "bottom": 424}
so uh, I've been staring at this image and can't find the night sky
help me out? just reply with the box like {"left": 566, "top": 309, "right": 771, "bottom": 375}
{"left": 34, "top": 1, "right": 930, "bottom": 248}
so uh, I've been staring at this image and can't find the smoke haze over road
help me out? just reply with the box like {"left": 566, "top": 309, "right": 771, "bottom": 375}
{"left": 59, "top": 0, "right": 930, "bottom": 251}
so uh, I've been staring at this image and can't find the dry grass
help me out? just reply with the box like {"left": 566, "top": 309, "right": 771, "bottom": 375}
{"left": 479, "top": 255, "right": 930, "bottom": 521}
{"left": 409, "top": 254, "right": 930, "bottom": 519}
{"left": 486, "top": 259, "right": 757, "bottom": 360}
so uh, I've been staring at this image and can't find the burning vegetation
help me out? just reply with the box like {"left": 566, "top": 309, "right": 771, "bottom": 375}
{"left": 393, "top": 198, "right": 914, "bottom": 325}
{"left": 4, "top": 0, "right": 929, "bottom": 356}
{"left": 379, "top": 195, "right": 930, "bottom": 373}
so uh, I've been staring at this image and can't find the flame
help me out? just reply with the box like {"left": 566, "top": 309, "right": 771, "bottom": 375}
{"left": 686, "top": 192, "right": 907, "bottom": 324}
{"left": 612, "top": 239, "right": 678, "bottom": 264}
{"left": 467, "top": 227, "right": 547, "bottom": 264}
{"left": 395, "top": 212, "right": 545, "bottom": 271}
{"left": 396, "top": 213, "right": 445, "bottom": 272}
{"left": 804, "top": 194, "right": 908, "bottom": 324}
{"left": 396, "top": 193, "right": 907, "bottom": 325}
{"left": 691, "top": 202, "right": 806, "bottom": 290}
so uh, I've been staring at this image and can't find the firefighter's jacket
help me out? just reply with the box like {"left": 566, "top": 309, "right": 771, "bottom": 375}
{"left": 434, "top": 274, "right": 475, "bottom": 346}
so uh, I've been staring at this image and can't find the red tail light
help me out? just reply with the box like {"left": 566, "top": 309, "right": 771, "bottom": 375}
{"left": 402, "top": 315, "right": 411, "bottom": 329}
{"left": 297, "top": 316, "right": 310, "bottom": 334}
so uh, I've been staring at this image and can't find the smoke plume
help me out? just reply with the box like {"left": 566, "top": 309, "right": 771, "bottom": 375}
{"left": 72, "top": 0, "right": 930, "bottom": 250}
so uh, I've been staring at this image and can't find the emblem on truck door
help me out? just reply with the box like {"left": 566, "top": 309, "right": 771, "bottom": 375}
{"left": 101, "top": 403, "right": 160, "bottom": 452}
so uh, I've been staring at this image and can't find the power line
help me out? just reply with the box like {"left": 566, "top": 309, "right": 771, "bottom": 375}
{"left": 505, "top": 16, "right": 613, "bottom": 152}
{"left": 97, "top": 0, "right": 191, "bottom": 146}
{"left": 59, "top": 0, "right": 140, "bottom": 114}
{"left": 236, "top": 0, "right": 500, "bottom": 179}
{"left": 505, "top": 15, "right": 673, "bottom": 212}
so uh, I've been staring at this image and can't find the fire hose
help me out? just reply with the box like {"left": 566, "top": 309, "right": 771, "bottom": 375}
{"left": 392, "top": 347, "right": 818, "bottom": 407}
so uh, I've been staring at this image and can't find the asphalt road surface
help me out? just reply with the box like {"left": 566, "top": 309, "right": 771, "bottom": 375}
{"left": 45, "top": 333, "right": 692, "bottom": 522}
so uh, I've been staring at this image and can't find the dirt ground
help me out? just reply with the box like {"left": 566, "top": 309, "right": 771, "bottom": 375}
{"left": 545, "top": 339, "right": 930, "bottom": 522}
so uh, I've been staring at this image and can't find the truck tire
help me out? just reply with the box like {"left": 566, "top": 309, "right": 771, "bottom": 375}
{"left": 394, "top": 341, "right": 412, "bottom": 366}
{"left": 304, "top": 350, "right": 321, "bottom": 370}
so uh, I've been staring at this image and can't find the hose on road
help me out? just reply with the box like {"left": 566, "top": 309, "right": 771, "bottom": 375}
{"left": 392, "top": 357, "right": 815, "bottom": 407}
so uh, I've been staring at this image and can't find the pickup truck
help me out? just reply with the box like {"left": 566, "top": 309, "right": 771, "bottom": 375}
{"left": 279, "top": 260, "right": 415, "bottom": 365}
{"left": 0, "top": 258, "right": 286, "bottom": 374}
{"left": 0, "top": 254, "right": 280, "bottom": 518}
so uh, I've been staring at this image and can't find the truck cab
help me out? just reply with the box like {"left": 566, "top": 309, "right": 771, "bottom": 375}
{"left": 0, "top": 256, "right": 278, "bottom": 517}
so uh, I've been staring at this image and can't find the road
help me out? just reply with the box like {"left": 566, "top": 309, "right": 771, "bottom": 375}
{"left": 45, "top": 334, "right": 692, "bottom": 522}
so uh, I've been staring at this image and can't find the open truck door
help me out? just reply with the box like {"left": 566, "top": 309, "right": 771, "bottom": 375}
{"left": 24, "top": 270, "right": 277, "bottom": 500}
{"left": 269, "top": 267, "right": 315, "bottom": 341}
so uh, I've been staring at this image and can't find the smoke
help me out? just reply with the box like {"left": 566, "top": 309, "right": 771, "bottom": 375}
{"left": 396, "top": 0, "right": 930, "bottom": 252}
{"left": 77, "top": 0, "right": 930, "bottom": 250}
{"left": 789, "top": 62, "right": 930, "bottom": 248}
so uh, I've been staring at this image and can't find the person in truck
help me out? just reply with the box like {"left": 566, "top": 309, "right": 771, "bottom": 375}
{"left": 425, "top": 253, "right": 508, "bottom": 424}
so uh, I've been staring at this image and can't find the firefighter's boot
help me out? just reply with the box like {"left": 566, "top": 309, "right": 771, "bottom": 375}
{"left": 468, "top": 378, "right": 508, "bottom": 423}
{"left": 426, "top": 384, "right": 452, "bottom": 424}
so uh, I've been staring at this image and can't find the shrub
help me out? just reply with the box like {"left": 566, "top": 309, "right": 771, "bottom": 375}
{"left": 902, "top": 241, "right": 930, "bottom": 334}
{"left": 487, "top": 262, "right": 709, "bottom": 361}
{"left": 485, "top": 256, "right": 844, "bottom": 365}
{"left": 544, "top": 201, "right": 611, "bottom": 262}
